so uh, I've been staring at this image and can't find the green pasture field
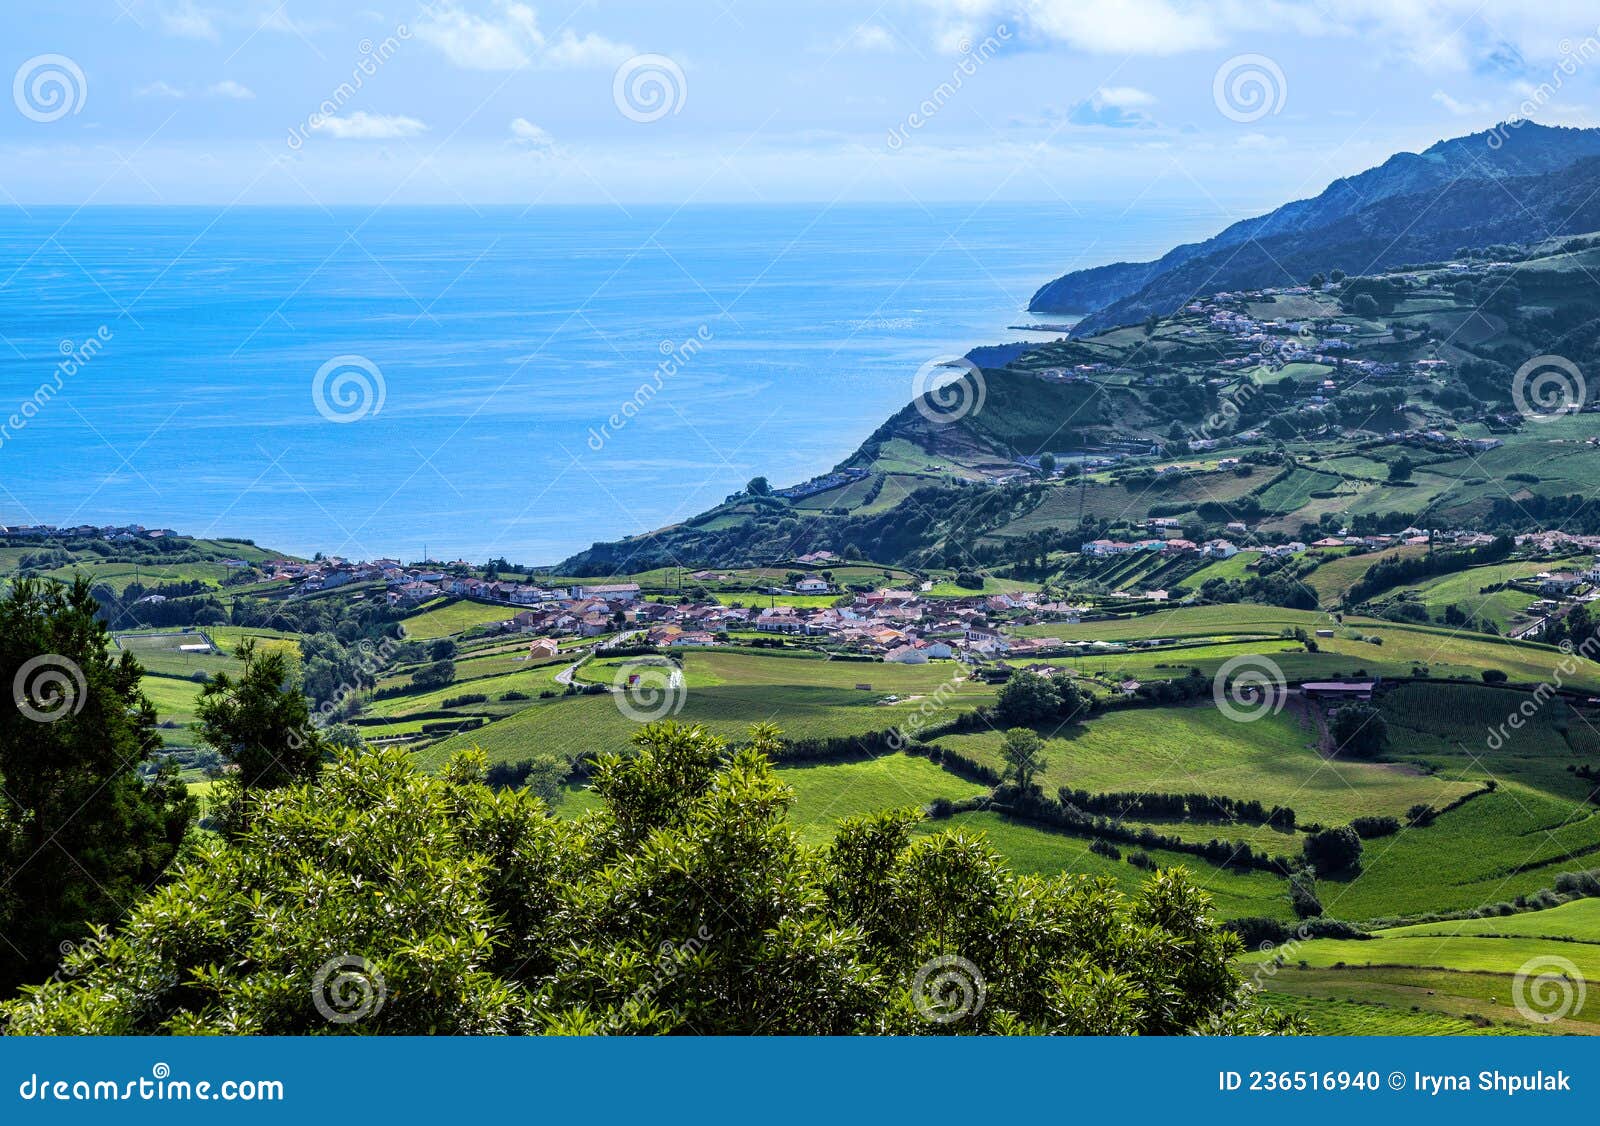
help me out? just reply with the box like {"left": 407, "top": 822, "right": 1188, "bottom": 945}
{"left": 1379, "top": 897, "right": 1600, "bottom": 942}
{"left": 1179, "top": 551, "right": 1261, "bottom": 587}
{"left": 365, "top": 667, "right": 569, "bottom": 719}
{"left": 1304, "top": 545, "right": 1427, "bottom": 605}
{"left": 778, "top": 754, "right": 989, "bottom": 844}
{"left": 933, "top": 706, "right": 1478, "bottom": 825}
{"left": 142, "top": 675, "right": 204, "bottom": 732}
{"left": 1009, "top": 606, "right": 1600, "bottom": 689}
{"left": 1264, "top": 991, "right": 1535, "bottom": 1036}
{"left": 681, "top": 648, "right": 979, "bottom": 694}
{"left": 707, "top": 593, "right": 840, "bottom": 609}
{"left": 202, "top": 627, "right": 302, "bottom": 657}
{"left": 1253, "top": 468, "right": 1350, "bottom": 514}
{"left": 1379, "top": 682, "right": 1598, "bottom": 797}
{"left": 416, "top": 667, "right": 998, "bottom": 772}
{"left": 1315, "top": 785, "right": 1600, "bottom": 921}
{"left": 398, "top": 598, "right": 517, "bottom": 640}
{"left": 39, "top": 559, "right": 236, "bottom": 591}
{"left": 1247, "top": 933, "right": 1600, "bottom": 981}
{"left": 1373, "top": 557, "right": 1585, "bottom": 629}
{"left": 909, "top": 812, "right": 1292, "bottom": 920}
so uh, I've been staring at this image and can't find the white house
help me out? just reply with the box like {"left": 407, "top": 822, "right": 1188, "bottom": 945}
{"left": 885, "top": 644, "right": 929, "bottom": 664}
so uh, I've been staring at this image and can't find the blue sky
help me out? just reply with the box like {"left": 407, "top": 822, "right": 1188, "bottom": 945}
{"left": 4, "top": 1, "right": 1600, "bottom": 207}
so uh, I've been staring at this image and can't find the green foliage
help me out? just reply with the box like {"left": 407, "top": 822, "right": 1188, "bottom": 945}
{"left": 1331, "top": 704, "right": 1388, "bottom": 760}
{"left": 1303, "top": 826, "right": 1363, "bottom": 876}
{"left": 994, "top": 670, "right": 1085, "bottom": 727}
{"left": 1000, "top": 727, "right": 1047, "bottom": 793}
{"left": 0, "top": 722, "right": 1296, "bottom": 1036}
{"left": 0, "top": 578, "right": 195, "bottom": 993}
{"left": 195, "top": 640, "right": 324, "bottom": 833}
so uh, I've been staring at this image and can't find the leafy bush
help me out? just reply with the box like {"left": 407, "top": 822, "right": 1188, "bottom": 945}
{"left": 2, "top": 723, "right": 1298, "bottom": 1036}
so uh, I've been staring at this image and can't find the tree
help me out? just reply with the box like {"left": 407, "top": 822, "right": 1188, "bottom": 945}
{"left": 1000, "top": 727, "right": 1047, "bottom": 793}
{"left": 1038, "top": 453, "right": 1056, "bottom": 478}
{"left": 1329, "top": 269, "right": 1345, "bottom": 282}
{"left": 1481, "top": 669, "right": 1508, "bottom": 684}
{"left": 1387, "top": 455, "right": 1413, "bottom": 482}
{"left": 0, "top": 578, "right": 195, "bottom": 992}
{"left": 1329, "top": 704, "right": 1387, "bottom": 760}
{"left": 1302, "top": 826, "right": 1362, "bottom": 875}
{"left": 995, "top": 671, "right": 1060, "bottom": 726}
{"left": 1308, "top": 272, "right": 1324, "bottom": 288}
{"left": 746, "top": 476, "right": 771, "bottom": 497}
{"left": 1352, "top": 293, "right": 1379, "bottom": 318}
{"left": 196, "top": 640, "right": 325, "bottom": 832}
{"left": 2, "top": 722, "right": 1298, "bottom": 1035}
{"left": 428, "top": 638, "right": 457, "bottom": 662}
{"left": 411, "top": 659, "right": 455, "bottom": 691}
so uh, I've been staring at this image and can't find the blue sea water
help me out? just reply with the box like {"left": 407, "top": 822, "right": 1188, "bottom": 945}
{"left": 0, "top": 202, "right": 1226, "bottom": 563}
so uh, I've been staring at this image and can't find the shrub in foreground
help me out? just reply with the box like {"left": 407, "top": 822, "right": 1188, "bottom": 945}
{"left": 1, "top": 722, "right": 1297, "bottom": 1036}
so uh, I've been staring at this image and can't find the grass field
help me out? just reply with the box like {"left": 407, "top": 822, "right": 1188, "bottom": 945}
{"left": 1009, "top": 605, "right": 1600, "bottom": 689}
{"left": 779, "top": 754, "right": 988, "bottom": 844}
{"left": 1315, "top": 785, "right": 1600, "bottom": 921}
{"left": 911, "top": 811, "right": 1293, "bottom": 920}
{"left": 933, "top": 706, "right": 1476, "bottom": 824}
{"left": 416, "top": 660, "right": 998, "bottom": 772}
{"left": 1304, "top": 544, "right": 1427, "bottom": 605}
{"left": 1245, "top": 898, "right": 1600, "bottom": 1035}
{"left": 1370, "top": 557, "right": 1586, "bottom": 630}
{"left": 398, "top": 598, "right": 517, "bottom": 640}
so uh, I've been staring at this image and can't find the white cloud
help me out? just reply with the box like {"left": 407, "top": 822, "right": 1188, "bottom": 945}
{"left": 136, "top": 80, "right": 188, "bottom": 99}
{"left": 1065, "top": 86, "right": 1159, "bottom": 128}
{"left": 208, "top": 80, "right": 255, "bottom": 100}
{"left": 912, "top": 0, "right": 1600, "bottom": 71}
{"left": 162, "top": 0, "right": 218, "bottom": 41}
{"left": 312, "top": 111, "right": 428, "bottom": 140}
{"left": 1095, "top": 85, "right": 1156, "bottom": 108}
{"left": 844, "top": 24, "right": 899, "bottom": 52}
{"left": 415, "top": 1, "right": 633, "bottom": 70}
{"left": 1431, "top": 89, "right": 1489, "bottom": 116}
{"left": 509, "top": 117, "right": 556, "bottom": 152}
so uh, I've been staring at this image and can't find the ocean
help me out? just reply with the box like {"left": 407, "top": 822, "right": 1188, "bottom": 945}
{"left": 0, "top": 202, "right": 1229, "bottom": 563}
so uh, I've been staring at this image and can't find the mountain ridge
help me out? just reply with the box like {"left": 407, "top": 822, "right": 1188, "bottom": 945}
{"left": 1029, "top": 123, "right": 1600, "bottom": 329}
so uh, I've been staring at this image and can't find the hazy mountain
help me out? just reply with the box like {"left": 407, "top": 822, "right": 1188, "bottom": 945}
{"left": 1029, "top": 123, "right": 1600, "bottom": 328}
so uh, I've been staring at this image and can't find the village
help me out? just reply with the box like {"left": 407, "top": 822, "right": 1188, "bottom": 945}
{"left": 246, "top": 519, "right": 1600, "bottom": 673}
